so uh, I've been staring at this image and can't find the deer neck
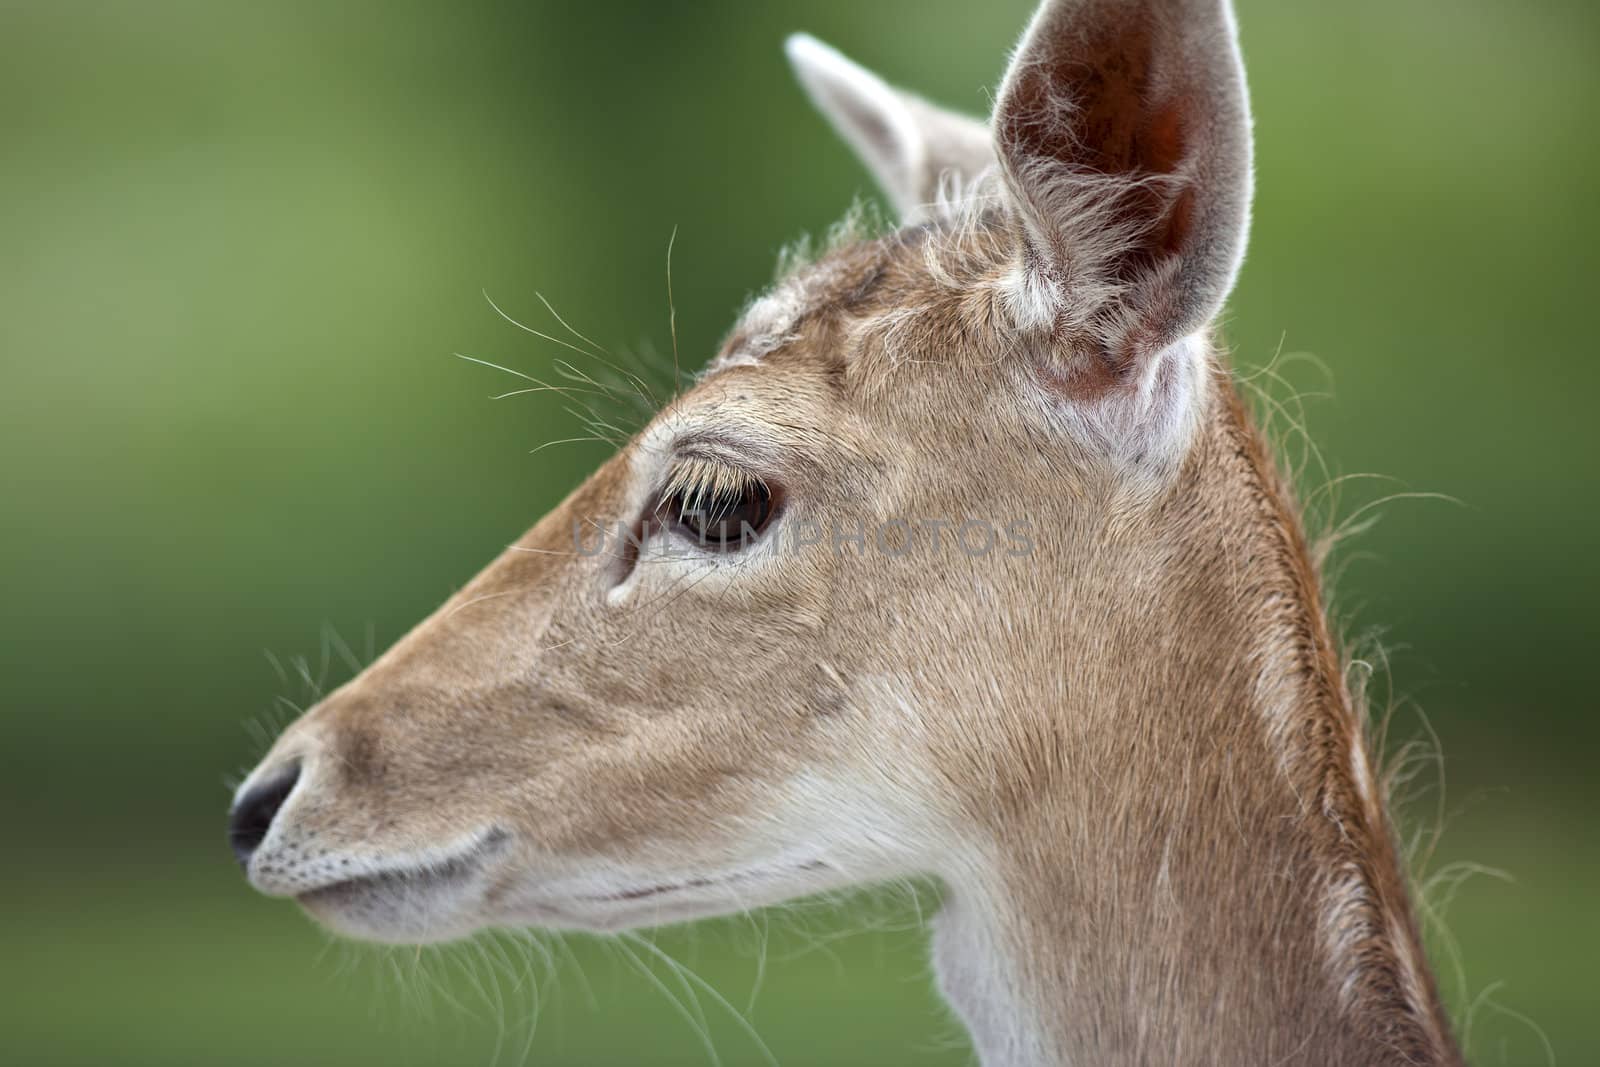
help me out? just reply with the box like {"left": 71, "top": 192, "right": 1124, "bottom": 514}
{"left": 929, "top": 379, "right": 1460, "bottom": 1067}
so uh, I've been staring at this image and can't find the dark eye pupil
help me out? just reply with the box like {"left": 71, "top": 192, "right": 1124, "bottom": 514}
{"left": 671, "top": 483, "right": 772, "bottom": 548}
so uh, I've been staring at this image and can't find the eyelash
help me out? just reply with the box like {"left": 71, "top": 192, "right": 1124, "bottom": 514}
{"left": 653, "top": 456, "right": 778, "bottom": 551}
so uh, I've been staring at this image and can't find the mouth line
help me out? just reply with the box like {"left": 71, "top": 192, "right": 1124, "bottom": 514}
{"left": 297, "top": 829, "right": 509, "bottom": 906}
{"left": 581, "top": 859, "right": 830, "bottom": 904}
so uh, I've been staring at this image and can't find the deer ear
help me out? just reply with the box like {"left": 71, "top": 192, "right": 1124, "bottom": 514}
{"left": 993, "top": 0, "right": 1252, "bottom": 385}
{"left": 786, "top": 34, "right": 993, "bottom": 223}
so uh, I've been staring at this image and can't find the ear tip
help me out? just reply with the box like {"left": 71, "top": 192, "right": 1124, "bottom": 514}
{"left": 783, "top": 32, "right": 836, "bottom": 75}
{"left": 784, "top": 32, "right": 820, "bottom": 55}
{"left": 783, "top": 32, "right": 819, "bottom": 62}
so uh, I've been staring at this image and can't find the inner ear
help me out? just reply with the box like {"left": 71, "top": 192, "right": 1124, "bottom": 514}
{"left": 1004, "top": 19, "right": 1181, "bottom": 175}
{"left": 1008, "top": 20, "right": 1194, "bottom": 274}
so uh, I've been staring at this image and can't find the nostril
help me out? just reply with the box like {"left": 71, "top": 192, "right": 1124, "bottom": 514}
{"left": 228, "top": 761, "right": 302, "bottom": 870}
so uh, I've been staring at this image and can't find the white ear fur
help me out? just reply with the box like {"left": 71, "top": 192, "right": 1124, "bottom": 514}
{"left": 786, "top": 34, "right": 992, "bottom": 222}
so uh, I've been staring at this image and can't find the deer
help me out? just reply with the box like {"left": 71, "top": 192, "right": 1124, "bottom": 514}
{"left": 228, "top": 0, "right": 1464, "bottom": 1062}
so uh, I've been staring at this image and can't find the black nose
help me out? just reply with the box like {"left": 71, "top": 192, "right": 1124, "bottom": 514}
{"left": 228, "top": 762, "right": 301, "bottom": 869}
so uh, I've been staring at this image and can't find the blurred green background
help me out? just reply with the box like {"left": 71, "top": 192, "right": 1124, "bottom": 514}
{"left": 2, "top": 1, "right": 1595, "bottom": 1064}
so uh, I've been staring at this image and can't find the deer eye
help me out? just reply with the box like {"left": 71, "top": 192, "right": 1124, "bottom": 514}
{"left": 656, "top": 460, "right": 776, "bottom": 552}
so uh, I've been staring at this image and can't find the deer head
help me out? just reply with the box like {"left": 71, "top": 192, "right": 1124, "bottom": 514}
{"left": 233, "top": 1, "right": 1458, "bottom": 1062}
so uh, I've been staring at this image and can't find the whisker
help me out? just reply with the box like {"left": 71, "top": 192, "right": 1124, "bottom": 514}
{"left": 534, "top": 290, "right": 610, "bottom": 357}
{"left": 483, "top": 289, "right": 612, "bottom": 364}
{"left": 665, "top": 226, "right": 683, "bottom": 396}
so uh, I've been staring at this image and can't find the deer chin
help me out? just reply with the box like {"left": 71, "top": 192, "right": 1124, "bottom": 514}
{"left": 495, "top": 856, "right": 840, "bottom": 933}
{"left": 290, "top": 828, "right": 512, "bottom": 945}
